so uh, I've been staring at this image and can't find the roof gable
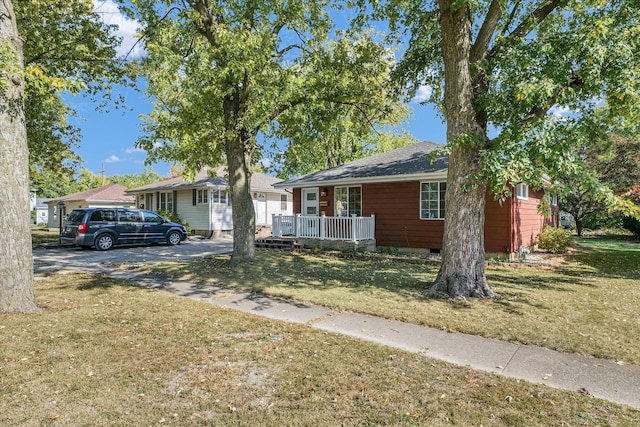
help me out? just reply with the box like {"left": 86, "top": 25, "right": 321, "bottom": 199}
{"left": 275, "top": 141, "right": 447, "bottom": 188}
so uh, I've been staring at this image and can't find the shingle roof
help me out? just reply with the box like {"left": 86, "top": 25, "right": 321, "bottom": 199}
{"left": 275, "top": 141, "right": 447, "bottom": 188}
{"left": 47, "top": 184, "right": 135, "bottom": 204}
{"left": 127, "top": 167, "right": 286, "bottom": 193}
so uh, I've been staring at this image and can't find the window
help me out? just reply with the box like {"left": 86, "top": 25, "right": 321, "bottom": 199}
{"left": 335, "top": 186, "right": 362, "bottom": 217}
{"left": 551, "top": 194, "right": 558, "bottom": 206}
{"left": 159, "top": 192, "right": 174, "bottom": 212}
{"left": 280, "top": 194, "right": 288, "bottom": 210}
{"left": 197, "top": 189, "right": 208, "bottom": 204}
{"left": 211, "top": 189, "right": 228, "bottom": 205}
{"left": 516, "top": 183, "right": 529, "bottom": 200}
{"left": 142, "top": 211, "right": 164, "bottom": 223}
{"left": 420, "top": 182, "right": 446, "bottom": 220}
{"left": 119, "top": 210, "right": 141, "bottom": 222}
{"left": 89, "top": 210, "right": 115, "bottom": 222}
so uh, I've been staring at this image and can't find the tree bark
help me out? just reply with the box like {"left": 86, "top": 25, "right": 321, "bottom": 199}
{"left": 0, "top": 0, "right": 37, "bottom": 312}
{"left": 575, "top": 219, "right": 583, "bottom": 237}
{"left": 223, "top": 94, "right": 256, "bottom": 266}
{"left": 429, "top": 0, "right": 495, "bottom": 299}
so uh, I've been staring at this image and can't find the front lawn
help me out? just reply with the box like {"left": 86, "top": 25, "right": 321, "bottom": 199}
{"left": 147, "top": 234, "right": 640, "bottom": 365}
{"left": 1, "top": 274, "right": 637, "bottom": 425}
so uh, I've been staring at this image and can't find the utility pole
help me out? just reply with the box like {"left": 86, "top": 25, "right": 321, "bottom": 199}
{"left": 101, "top": 163, "right": 105, "bottom": 186}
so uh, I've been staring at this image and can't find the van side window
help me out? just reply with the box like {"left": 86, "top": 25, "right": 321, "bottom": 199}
{"left": 90, "top": 210, "right": 115, "bottom": 221}
{"left": 119, "top": 210, "right": 141, "bottom": 222}
{"left": 143, "top": 211, "right": 164, "bottom": 223}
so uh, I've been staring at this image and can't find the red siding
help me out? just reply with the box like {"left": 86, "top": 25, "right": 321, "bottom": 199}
{"left": 485, "top": 196, "right": 511, "bottom": 253}
{"left": 510, "top": 189, "right": 546, "bottom": 251}
{"left": 292, "top": 182, "right": 554, "bottom": 253}
{"left": 362, "top": 182, "right": 445, "bottom": 249}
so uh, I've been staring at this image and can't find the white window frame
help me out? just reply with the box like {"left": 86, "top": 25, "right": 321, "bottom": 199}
{"left": 334, "top": 186, "right": 362, "bottom": 217}
{"left": 516, "top": 183, "right": 529, "bottom": 200}
{"left": 280, "top": 194, "right": 288, "bottom": 211}
{"left": 159, "top": 191, "right": 174, "bottom": 212}
{"left": 197, "top": 189, "right": 208, "bottom": 205}
{"left": 211, "top": 189, "right": 228, "bottom": 205}
{"left": 551, "top": 194, "right": 558, "bottom": 206}
{"left": 420, "top": 181, "right": 446, "bottom": 220}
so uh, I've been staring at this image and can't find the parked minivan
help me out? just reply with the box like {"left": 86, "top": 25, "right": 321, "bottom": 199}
{"left": 60, "top": 208, "right": 187, "bottom": 250}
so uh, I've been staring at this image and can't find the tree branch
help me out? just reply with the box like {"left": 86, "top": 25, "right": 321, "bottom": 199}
{"left": 489, "top": 0, "right": 567, "bottom": 59}
{"left": 470, "top": 0, "right": 503, "bottom": 63}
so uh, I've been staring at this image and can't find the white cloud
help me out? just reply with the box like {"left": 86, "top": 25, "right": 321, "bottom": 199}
{"left": 93, "top": 0, "right": 144, "bottom": 58}
{"left": 412, "top": 85, "right": 433, "bottom": 103}
{"left": 258, "top": 158, "right": 271, "bottom": 169}
{"left": 549, "top": 105, "right": 572, "bottom": 118}
{"left": 105, "top": 155, "right": 121, "bottom": 163}
{"left": 125, "top": 146, "right": 145, "bottom": 154}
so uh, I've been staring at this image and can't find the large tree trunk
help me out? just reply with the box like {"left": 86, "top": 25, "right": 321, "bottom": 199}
{"left": 225, "top": 137, "right": 256, "bottom": 266}
{"left": 223, "top": 92, "right": 256, "bottom": 265}
{"left": 429, "top": 0, "right": 495, "bottom": 299}
{"left": 0, "top": 0, "right": 37, "bottom": 312}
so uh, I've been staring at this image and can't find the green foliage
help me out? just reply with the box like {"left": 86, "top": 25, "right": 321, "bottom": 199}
{"left": 558, "top": 131, "right": 640, "bottom": 235}
{"left": 371, "top": 0, "right": 640, "bottom": 210}
{"left": 156, "top": 209, "right": 191, "bottom": 233}
{"left": 622, "top": 216, "right": 640, "bottom": 238}
{"left": 537, "top": 226, "right": 572, "bottom": 254}
{"left": 16, "top": 0, "right": 132, "bottom": 192}
{"left": 269, "top": 33, "right": 414, "bottom": 177}
{"left": 582, "top": 211, "right": 624, "bottom": 231}
{"left": 108, "top": 168, "right": 164, "bottom": 189}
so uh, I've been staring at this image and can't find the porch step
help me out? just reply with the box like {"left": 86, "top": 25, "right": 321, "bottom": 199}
{"left": 255, "top": 238, "right": 296, "bottom": 250}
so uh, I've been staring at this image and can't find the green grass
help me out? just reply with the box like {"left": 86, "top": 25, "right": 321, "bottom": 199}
{"left": 146, "top": 235, "right": 640, "bottom": 365}
{"left": 1, "top": 274, "right": 638, "bottom": 425}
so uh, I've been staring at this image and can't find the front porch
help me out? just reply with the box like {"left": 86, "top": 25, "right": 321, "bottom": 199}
{"left": 270, "top": 214, "right": 376, "bottom": 251}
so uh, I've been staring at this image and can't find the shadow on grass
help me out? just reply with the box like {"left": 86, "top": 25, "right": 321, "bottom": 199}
{"left": 568, "top": 235, "right": 640, "bottom": 279}
{"left": 149, "top": 250, "right": 593, "bottom": 319}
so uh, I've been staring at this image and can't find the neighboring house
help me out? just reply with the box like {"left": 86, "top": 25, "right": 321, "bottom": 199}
{"left": 126, "top": 167, "right": 292, "bottom": 236}
{"left": 273, "top": 141, "right": 558, "bottom": 256}
{"left": 46, "top": 184, "right": 136, "bottom": 228}
{"left": 34, "top": 198, "right": 51, "bottom": 225}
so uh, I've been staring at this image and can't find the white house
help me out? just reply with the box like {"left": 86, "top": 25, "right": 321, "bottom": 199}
{"left": 127, "top": 167, "right": 292, "bottom": 237}
{"left": 45, "top": 184, "right": 136, "bottom": 228}
{"left": 34, "top": 198, "right": 51, "bottom": 225}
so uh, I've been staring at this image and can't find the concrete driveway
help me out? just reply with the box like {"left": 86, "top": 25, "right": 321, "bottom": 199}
{"left": 33, "top": 237, "right": 233, "bottom": 276}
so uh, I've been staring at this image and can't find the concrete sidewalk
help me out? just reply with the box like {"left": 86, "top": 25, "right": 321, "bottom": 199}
{"left": 96, "top": 269, "right": 640, "bottom": 410}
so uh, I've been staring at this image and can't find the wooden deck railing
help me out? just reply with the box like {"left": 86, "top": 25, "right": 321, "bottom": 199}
{"left": 272, "top": 214, "right": 375, "bottom": 242}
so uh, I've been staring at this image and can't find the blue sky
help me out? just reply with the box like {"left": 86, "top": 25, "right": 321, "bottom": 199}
{"left": 73, "top": 1, "right": 448, "bottom": 178}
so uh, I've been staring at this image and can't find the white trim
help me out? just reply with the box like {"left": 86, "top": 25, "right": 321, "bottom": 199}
{"left": 516, "top": 183, "right": 529, "bottom": 200}
{"left": 419, "top": 181, "right": 446, "bottom": 221}
{"left": 302, "top": 188, "right": 320, "bottom": 216}
{"left": 273, "top": 170, "right": 449, "bottom": 189}
{"left": 334, "top": 185, "right": 362, "bottom": 217}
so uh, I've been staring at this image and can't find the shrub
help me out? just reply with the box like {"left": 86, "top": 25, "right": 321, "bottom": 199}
{"left": 622, "top": 216, "right": 640, "bottom": 238}
{"left": 537, "top": 226, "right": 572, "bottom": 254}
{"left": 157, "top": 209, "right": 192, "bottom": 234}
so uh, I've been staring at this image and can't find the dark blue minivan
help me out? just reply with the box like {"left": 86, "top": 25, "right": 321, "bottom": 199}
{"left": 60, "top": 208, "right": 187, "bottom": 250}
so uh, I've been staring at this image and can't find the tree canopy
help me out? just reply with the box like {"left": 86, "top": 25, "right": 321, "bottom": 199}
{"left": 123, "top": 0, "right": 411, "bottom": 263}
{"left": 362, "top": 0, "right": 640, "bottom": 297}
{"left": 16, "top": 0, "right": 131, "bottom": 194}
{"left": 268, "top": 34, "right": 415, "bottom": 178}
{"left": 560, "top": 131, "right": 640, "bottom": 236}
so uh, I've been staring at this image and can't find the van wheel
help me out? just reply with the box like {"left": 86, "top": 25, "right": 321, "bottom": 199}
{"left": 167, "top": 231, "right": 182, "bottom": 246}
{"left": 95, "top": 234, "right": 115, "bottom": 251}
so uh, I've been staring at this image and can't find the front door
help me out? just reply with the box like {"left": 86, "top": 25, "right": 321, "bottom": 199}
{"left": 302, "top": 188, "right": 319, "bottom": 216}
{"left": 253, "top": 192, "right": 267, "bottom": 225}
